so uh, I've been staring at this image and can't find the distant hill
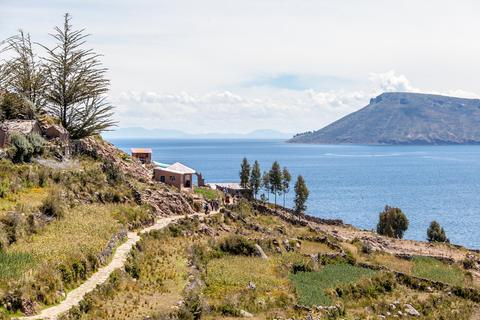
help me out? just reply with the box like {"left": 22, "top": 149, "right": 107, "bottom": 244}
{"left": 289, "top": 92, "right": 480, "bottom": 145}
{"left": 102, "top": 127, "right": 292, "bottom": 140}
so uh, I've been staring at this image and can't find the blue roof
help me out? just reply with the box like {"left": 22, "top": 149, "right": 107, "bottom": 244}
{"left": 153, "top": 161, "right": 171, "bottom": 168}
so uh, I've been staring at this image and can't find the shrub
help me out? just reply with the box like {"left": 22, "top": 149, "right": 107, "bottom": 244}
{"left": 40, "top": 189, "right": 65, "bottom": 218}
{"left": 113, "top": 205, "right": 154, "bottom": 230}
{"left": 0, "top": 92, "right": 35, "bottom": 121}
{"left": 0, "top": 212, "right": 24, "bottom": 244}
{"left": 463, "top": 259, "right": 475, "bottom": 270}
{"left": 218, "top": 235, "right": 257, "bottom": 256}
{"left": 0, "top": 177, "right": 9, "bottom": 198}
{"left": 9, "top": 133, "right": 33, "bottom": 163}
{"left": 101, "top": 160, "right": 124, "bottom": 185}
{"left": 427, "top": 220, "right": 449, "bottom": 243}
{"left": 376, "top": 206, "right": 409, "bottom": 239}
{"left": 292, "top": 261, "right": 314, "bottom": 274}
{"left": 177, "top": 289, "right": 205, "bottom": 320}
{"left": 27, "top": 133, "right": 46, "bottom": 156}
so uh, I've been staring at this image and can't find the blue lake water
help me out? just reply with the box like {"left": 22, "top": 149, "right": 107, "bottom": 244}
{"left": 110, "top": 139, "right": 480, "bottom": 249}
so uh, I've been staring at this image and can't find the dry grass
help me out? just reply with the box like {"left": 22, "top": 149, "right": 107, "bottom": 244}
{"left": 368, "top": 252, "right": 413, "bottom": 274}
{"left": 61, "top": 231, "right": 190, "bottom": 320}
{"left": 0, "top": 187, "right": 48, "bottom": 215}
{"left": 299, "top": 241, "right": 335, "bottom": 255}
{"left": 10, "top": 204, "right": 121, "bottom": 265}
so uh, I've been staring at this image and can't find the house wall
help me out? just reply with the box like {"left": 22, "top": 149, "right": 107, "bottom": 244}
{"left": 153, "top": 169, "right": 193, "bottom": 190}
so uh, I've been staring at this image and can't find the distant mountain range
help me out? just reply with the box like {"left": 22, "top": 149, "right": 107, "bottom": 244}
{"left": 102, "top": 127, "right": 292, "bottom": 140}
{"left": 289, "top": 92, "right": 480, "bottom": 145}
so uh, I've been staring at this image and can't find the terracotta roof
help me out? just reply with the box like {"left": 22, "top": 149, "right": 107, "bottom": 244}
{"left": 155, "top": 162, "right": 196, "bottom": 174}
{"left": 131, "top": 148, "right": 152, "bottom": 154}
{"left": 1, "top": 120, "right": 39, "bottom": 134}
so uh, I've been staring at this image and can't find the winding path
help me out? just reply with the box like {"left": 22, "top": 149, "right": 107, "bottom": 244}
{"left": 18, "top": 215, "right": 189, "bottom": 320}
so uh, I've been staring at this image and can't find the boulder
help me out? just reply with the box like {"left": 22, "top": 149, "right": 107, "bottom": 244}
{"left": 404, "top": 304, "right": 420, "bottom": 317}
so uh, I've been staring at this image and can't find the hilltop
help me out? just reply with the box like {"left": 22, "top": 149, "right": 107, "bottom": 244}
{"left": 289, "top": 92, "right": 480, "bottom": 145}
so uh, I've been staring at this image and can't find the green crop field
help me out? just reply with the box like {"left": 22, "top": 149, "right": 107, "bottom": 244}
{"left": 290, "top": 264, "right": 377, "bottom": 306}
{"left": 0, "top": 252, "right": 34, "bottom": 281}
{"left": 412, "top": 256, "right": 466, "bottom": 287}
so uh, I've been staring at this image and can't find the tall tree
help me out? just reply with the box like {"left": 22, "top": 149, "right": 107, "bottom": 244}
{"left": 0, "top": 31, "right": 46, "bottom": 111}
{"left": 262, "top": 170, "right": 270, "bottom": 201}
{"left": 294, "top": 175, "right": 309, "bottom": 214}
{"left": 250, "top": 160, "right": 261, "bottom": 199}
{"left": 41, "top": 13, "right": 116, "bottom": 138}
{"left": 239, "top": 157, "right": 251, "bottom": 188}
{"left": 281, "top": 167, "right": 291, "bottom": 208}
{"left": 269, "top": 161, "right": 283, "bottom": 207}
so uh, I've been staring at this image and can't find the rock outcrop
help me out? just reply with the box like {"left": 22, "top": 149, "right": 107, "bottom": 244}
{"left": 74, "top": 137, "right": 195, "bottom": 216}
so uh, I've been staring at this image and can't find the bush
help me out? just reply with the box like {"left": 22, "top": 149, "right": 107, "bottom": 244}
{"left": 0, "top": 92, "right": 35, "bottom": 121}
{"left": 177, "top": 289, "right": 205, "bottom": 320}
{"left": 9, "top": 133, "right": 33, "bottom": 163}
{"left": 427, "top": 220, "right": 449, "bottom": 243}
{"left": 376, "top": 206, "right": 409, "bottom": 239}
{"left": 0, "top": 178, "right": 9, "bottom": 198}
{"left": 0, "top": 212, "right": 24, "bottom": 244}
{"left": 292, "top": 261, "right": 314, "bottom": 274}
{"left": 27, "top": 133, "right": 46, "bottom": 156}
{"left": 218, "top": 235, "right": 257, "bottom": 256}
{"left": 113, "top": 205, "right": 154, "bottom": 230}
{"left": 101, "top": 160, "right": 124, "bottom": 185}
{"left": 40, "top": 189, "right": 65, "bottom": 218}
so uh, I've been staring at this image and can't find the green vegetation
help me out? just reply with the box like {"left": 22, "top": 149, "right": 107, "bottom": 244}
{"left": 376, "top": 205, "right": 409, "bottom": 238}
{"left": 1, "top": 13, "right": 115, "bottom": 139}
{"left": 250, "top": 160, "right": 261, "bottom": 199}
{"left": 218, "top": 235, "right": 257, "bottom": 256}
{"left": 194, "top": 187, "right": 222, "bottom": 200}
{"left": 412, "top": 256, "right": 466, "bottom": 286}
{"left": 0, "top": 252, "right": 34, "bottom": 279}
{"left": 294, "top": 175, "right": 309, "bottom": 214}
{"left": 60, "top": 230, "right": 190, "bottom": 320}
{"left": 427, "top": 220, "right": 449, "bottom": 243}
{"left": 290, "top": 264, "right": 377, "bottom": 306}
{"left": 239, "top": 157, "right": 250, "bottom": 189}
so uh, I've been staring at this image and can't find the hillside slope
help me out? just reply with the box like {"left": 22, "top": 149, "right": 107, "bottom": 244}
{"left": 289, "top": 92, "right": 480, "bottom": 145}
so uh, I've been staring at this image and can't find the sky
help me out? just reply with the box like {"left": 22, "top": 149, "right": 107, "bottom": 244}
{"left": 1, "top": 0, "right": 479, "bottom": 134}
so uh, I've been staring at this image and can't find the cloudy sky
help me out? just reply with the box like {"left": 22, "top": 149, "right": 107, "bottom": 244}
{"left": 1, "top": 0, "right": 479, "bottom": 134}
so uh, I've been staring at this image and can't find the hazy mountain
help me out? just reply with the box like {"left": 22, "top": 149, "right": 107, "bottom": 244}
{"left": 102, "top": 127, "right": 292, "bottom": 139}
{"left": 289, "top": 92, "right": 480, "bottom": 145}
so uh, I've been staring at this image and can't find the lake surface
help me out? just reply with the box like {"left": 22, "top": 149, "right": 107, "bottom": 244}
{"left": 110, "top": 139, "right": 480, "bottom": 249}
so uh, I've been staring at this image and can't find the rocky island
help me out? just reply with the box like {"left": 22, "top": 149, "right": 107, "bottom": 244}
{"left": 289, "top": 92, "right": 480, "bottom": 145}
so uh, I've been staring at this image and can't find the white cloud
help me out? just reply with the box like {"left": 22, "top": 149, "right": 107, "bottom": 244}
{"left": 368, "top": 70, "right": 419, "bottom": 93}
{"left": 112, "top": 70, "right": 480, "bottom": 134}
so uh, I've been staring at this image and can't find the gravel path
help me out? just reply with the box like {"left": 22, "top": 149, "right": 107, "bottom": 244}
{"left": 17, "top": 215, "right": 185, "bottom": 320}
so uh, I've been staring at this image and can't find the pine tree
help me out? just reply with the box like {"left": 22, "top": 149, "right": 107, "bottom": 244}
{"left": 41, "top": 13, "right": 116, "bottom": 138}
{"left": 239, "top": 157, "right": 251, "bottom": 188}
{"left": 294, "top": 175, "right": 309, "bottom": 214}
{"left": 281, "top": 167, "right": 291, "bottom": 208}
{"left": 269, "top": 161, "right": 283, "bottom": 207}
{"left": 250, "top": 160, "right": 261, "bottom": 199}
{"left": 262, "top": 171, "right": 270, "bottom": 201}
